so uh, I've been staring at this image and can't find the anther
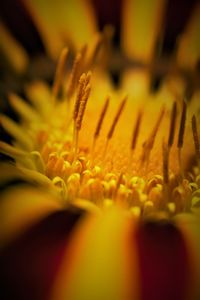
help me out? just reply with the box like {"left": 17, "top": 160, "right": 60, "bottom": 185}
{"left": 177, "top": 101, "right": 187, "bottom": 149}
{"left": 113, "top": 173, "right": 123, "bottom": 200}
{"left": 149, "top": 106, "right": 165, "bottom": 146}
{"left": 102, "top": 97, "right": 126, "bottom": 161}
{"left": 107, "top": 96, "right": 127, "bottom": 140}
{"left": 141, "top": 106, "right": 165, "bottom": 165}
{"left": 168, "top": 101, "right": 177, "bottom": 148}
{"left": 162, "top": 148, "right": 170, "bottom": 212}
{"left": 91, "top": 96, "right": 110, "bottom": 161}
{"left": 94, "top": 96, "right": 110, "bottom": 140}
{"left": 131, "top": 109, "right": 143, "bottom": 151}
{"left": 192, "top": 114, "right": 200, "bottom": 161}
{"left": 72, "top": 72, "right": 91, "bottom": 159}
{"left": 75, "top": 83, "right": 91, "bottom": 130}
{"left": 162, "top": 142, "right": 169, "bottom": 185}
{"left": 79, "top": 44, "right": 88, "bottom": 71}
{"left": 73, "top": 73, "right": 86, "bottom": 122}
{"left": 67, "top": 52, "right": 82, "bottom": 98}
{"left": 177, "top": 101, "right": 187, "bottom": 177}
{"left": 86, "top": 33, "right": 103, "bottom": 68}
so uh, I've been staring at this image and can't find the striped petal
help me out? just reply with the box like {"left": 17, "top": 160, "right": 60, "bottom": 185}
{"left": 0, "top": 207, "right": 84, "bottom": 300}
{"left": 135, "top": 220, "right": 193, "bottom": 300}
{"left": 0, "top": 185, "right": 62, "bottom": 247}
{"left": 51, "top": 208, "right": 138, "bottom": 300}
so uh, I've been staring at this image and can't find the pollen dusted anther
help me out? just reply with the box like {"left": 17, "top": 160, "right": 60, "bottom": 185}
{"left": 72, "top": 71, "right": 91, "bottom": 157}
{"left": 75, "top": 78, "right": 91, "bottom": 130}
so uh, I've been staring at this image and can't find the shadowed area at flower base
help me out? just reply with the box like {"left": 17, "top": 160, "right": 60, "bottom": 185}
{"left": 0, "top": 209, "right": 84, "bottom": 300}
{"left": 135, "top": 221, "right": 193, "bottom": 300}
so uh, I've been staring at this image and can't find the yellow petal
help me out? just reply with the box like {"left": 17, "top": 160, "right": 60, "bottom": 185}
{"left": 175, "top": 213, "right": 200, "bottom": 299}
{"left": 0, "top": 22, "right": 28, "bottom": 73}
{"left": 0, "top": 115, "right": 33, "bottom": 150}
{"left": 177, "top": 4, "right": 200, "bottom": 69}
{"left": 18, "top": 166, "right": 55, "bottom": 187}
{"left": 122, "top": 0, "right": 166, "bottom": 62}
{"left": 9, "top": 93, "right": 40, "bottom": 122}
{"left": 0, "top": 186, "right": 61, "bottom": 248}
{"left": 51, "top": 208, "right": 138, "bottom": 300}
{"left": 23, "top": 0, "right": 97, "bottom": 58}
{"left": 24, "top": 80, "right": 52, "bottom": 117}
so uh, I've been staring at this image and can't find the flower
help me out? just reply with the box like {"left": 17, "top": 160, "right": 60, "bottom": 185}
{"left": 0, "top": 0, "right": 200, "bottom": 299}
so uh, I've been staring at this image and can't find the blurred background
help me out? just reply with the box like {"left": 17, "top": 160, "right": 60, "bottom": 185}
{"left": 0, "top": 0, "right": 199, "bottom": 117}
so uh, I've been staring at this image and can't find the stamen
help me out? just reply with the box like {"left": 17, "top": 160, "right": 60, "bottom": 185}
{"left": 192, "top": 114, "right": 200, "bottom": 161}
{"left": 107, "top": 97, "right": 127, "bottom": 140}
{"left": 113, "top": 173, "right": 123, "bottom": 200}
{"left": 94, "top": 96, "right": 110, "bottom": 139}
{"left": 85, "top": 71, "right": 92, "bottom": 86}
{"left": 101, "top": 97, "right": 126, "bottom": 162}
{"left": 168, "top": 101, "right": 177, "bottom": 148}
{"left": 80, "top": 44, "right": 88, "bottom": 58}
{"left": 162, "top": 142, "right": 169, "bottom": 184}
{"left": 73, "top": 73, "right": 86, "bottom": 122}
{"left": 141, "top": 107, "right": 165, "bottom": 165}
{"left": 72, "top": 73, "right": 85, "bottom": 155}
{"left": 149, "top": 106, "right": 165, "bottom": 146}
{"left": 79, "top": 44, "right": 88, "bottom": 72}
{"left": 131, "top": 109, "right": 143, "bottom": 151}
{"left": 177, "top": 101, "right": 187, "bottom": 149}
{"left": 75, "top": 83, "right": 91, "bottom": 131}
{"left": 86, "top": 33, "right": 103, "bottom": 68}
{"left": 67, "top": 52, "right": 82, "bottom": 98}
{"left": 52, "top": 47, "right": 68, "bottom": 100}
{"left": 177, "top": 101, "right": 187, "bottom": 176}
{"left": 72, "top": 72, "right": 91, "bottom": 158}
{"left": 91, "top": 96, "right": 110, "bottom": 161}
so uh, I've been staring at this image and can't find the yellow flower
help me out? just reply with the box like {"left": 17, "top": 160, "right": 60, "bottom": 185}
{"left": 0, "top": 0, "right": 200, "bottom": 299}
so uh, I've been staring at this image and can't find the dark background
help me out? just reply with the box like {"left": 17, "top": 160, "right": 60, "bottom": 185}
{"left": 0, "top": 0, "right": 199, "bottom": 108}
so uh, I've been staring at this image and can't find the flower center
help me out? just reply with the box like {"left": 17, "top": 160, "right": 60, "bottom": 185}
{"left": 36, "top": 68, "right": 199, "bottom": 218}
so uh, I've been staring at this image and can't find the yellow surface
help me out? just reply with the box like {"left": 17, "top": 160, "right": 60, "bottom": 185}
{"left": 122, "top": 0, "right": 166, "bottom": 62}
{"left": 0, "top": 186, "right": 61, "bottom": 248}
{"left": 51, "top": 208, "right": 138, "bottom": 300}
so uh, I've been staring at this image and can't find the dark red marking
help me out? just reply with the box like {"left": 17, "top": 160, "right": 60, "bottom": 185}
{"left": 0, "top": 208, "right": 83, "bottom": 300}
{"left": 135, "top": 221, "right": 192, "bottom": 300}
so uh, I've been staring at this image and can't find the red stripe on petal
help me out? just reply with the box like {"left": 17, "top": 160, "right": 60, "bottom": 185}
{"left": 0, "top": 208, "right": 84, "bottom": 300}
{"left": 135, "top": 221, "right": 192, "bottom": 300}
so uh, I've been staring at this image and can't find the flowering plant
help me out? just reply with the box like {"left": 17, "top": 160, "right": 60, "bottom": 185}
{"left": 0, "top": 1, "right": 200, "bottom": 299}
